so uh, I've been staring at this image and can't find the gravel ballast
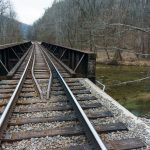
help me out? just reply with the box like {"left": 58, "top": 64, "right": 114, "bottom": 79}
{"left": 2, "top": 135, "right": 87, "bottom": 150}
{"left": 80, "top": 78, "right": 150, "bottom": 148}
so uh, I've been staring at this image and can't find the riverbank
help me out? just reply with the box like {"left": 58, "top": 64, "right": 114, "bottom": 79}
{"left": 97, "top": 60, "right": 150, "bottom": 67}
{"left": 96, "top": 50, "right": 150, "bottom": 66}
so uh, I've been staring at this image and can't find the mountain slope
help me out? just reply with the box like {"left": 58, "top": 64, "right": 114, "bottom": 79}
{"left": 20, "top": 23, "right": 31, "bottom": 40}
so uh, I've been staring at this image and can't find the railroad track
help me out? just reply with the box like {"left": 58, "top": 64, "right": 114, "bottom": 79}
{"left": 0, "top": 43, "right": 149, "bottom": 149}
{"left": 0, "top": 45, "right": 33, "bottom": 118}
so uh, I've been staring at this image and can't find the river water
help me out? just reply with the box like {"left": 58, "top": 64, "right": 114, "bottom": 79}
{"left": 96, "top": 64, "right": 150, "bottom": 116}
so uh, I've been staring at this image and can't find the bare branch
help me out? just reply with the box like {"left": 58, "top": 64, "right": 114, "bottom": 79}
{"left": 108, "top": 23, "right": 150, "bottom": 34}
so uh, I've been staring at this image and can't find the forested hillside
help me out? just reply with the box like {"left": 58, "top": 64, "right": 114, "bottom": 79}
{"left": 30, "top": 0, "right": 150, "bottom": 55}
{"left": 20, "top": 23, "right": 31, "bottom": 39}
{"left": 0, "top": 0, "right": 23, "bottom": 44}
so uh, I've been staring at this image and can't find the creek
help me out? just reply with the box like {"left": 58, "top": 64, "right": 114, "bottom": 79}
{"left": 96, "top": 64, "right": 150, "bottom": 116}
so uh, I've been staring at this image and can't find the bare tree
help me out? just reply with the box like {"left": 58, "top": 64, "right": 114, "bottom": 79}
{"left": 0, "top": 0, "right": 22, "bottom": 44}
{"left": 30, "top": 0, "right": 150, "bottom": 59}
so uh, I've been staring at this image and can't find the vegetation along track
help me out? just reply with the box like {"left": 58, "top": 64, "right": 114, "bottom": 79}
{"left": 0, "top": 43, "right": 148, "bottom": 149}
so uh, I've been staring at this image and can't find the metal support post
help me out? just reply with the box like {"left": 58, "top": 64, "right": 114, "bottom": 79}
{"left": 11, "top": 48, "right": 20, "bottom": 60}
{"left": 74, "top": 54, "right": 85, "bottom": 72}
{"left": 0, "top": 59, "right": 9, "bottom": 73}
{"left": 60, "top": 49, "right": 67, "bottom": 59}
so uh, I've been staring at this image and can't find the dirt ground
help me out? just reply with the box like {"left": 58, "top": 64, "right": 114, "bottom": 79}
{"left": 96, "top": 51, "right": 150, "bottom": 66}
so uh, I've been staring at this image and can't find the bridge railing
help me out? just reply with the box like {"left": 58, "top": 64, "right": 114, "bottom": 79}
{"left": 0, "top": 41, "right": 32, "bottom": 78}
{"left": 41, "top": 42, "right": 96, "bottom": 82}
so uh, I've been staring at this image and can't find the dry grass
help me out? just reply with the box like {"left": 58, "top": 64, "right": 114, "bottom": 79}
{"left": 119, "top": 60, "right": 150, "bottom": 66}
{"left": 96, "top": 51, "right": 150, "bottom": 66}
{"left": 135, "top": 93, "right": 150, "bottom": 101}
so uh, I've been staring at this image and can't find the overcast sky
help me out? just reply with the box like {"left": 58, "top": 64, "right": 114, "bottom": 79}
{"left": 12, "top": 0, "right": 54, "bottom": 25}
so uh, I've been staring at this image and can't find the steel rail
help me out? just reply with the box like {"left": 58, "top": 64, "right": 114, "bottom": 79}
{"left": 0, "top": 45, "right": 34, "bottom": 138}
{"left": 31, "top": 45, "right": 43, "bottom": 99}
{"left": 39, "top": 44, "right": 53, "bottom": 99}
{"left": 46, "top": 69, "right": 53, "bottom": 99}
{"left": 41, "top": 46, "right": 108, "bottom": 150}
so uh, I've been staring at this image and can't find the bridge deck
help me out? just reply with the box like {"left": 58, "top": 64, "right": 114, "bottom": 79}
{"left": 0, "top": 42, "right": 149, "bottom": 150}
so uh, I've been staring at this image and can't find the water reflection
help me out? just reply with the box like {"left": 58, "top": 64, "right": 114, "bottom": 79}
{"left": 96, "top": 64, "right": 150, "bottom": 117}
